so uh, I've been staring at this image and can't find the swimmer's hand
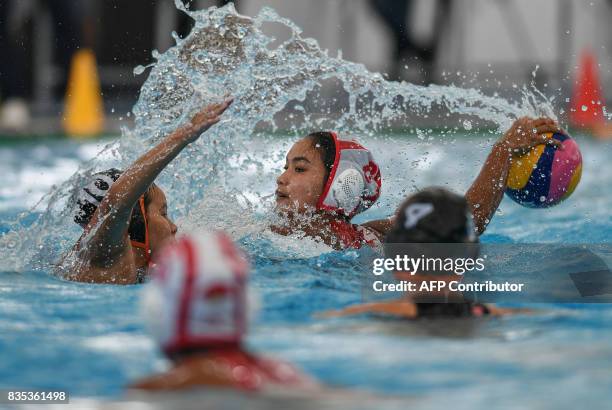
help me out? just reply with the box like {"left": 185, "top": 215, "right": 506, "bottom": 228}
{"left": 178, "top": 97, "right": 234, "bottom": 143}
{"left": 485, "top": 305, "right": 533, "bottom": 316}
{"left": 497, "top": 117, "right": 564, "bottom": 155}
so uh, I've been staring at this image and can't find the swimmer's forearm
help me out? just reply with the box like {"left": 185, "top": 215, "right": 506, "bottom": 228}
{"left": 319, "top": 304, "right": 375, "bottom": 318}
{"left": 100, "top": 98, "right": 233, "bottom": 220}
{"left": 362, "top": 217, "right": 395, "bottom": 237}
{"left": 320, "top": 301, "right": 416, "bottom": 318}
{"left": 83, "top": 128, "right": 200, "bottom": 261}
{"left": 465, "top": 143, "right": 512, "bottom": 234}
{"left": 102, "top": 127, "right": 195, "bottom": 218}
{"left": 89, "top": 99, "right": 232, "bottom": 249}
{"left": 90, "top": 127, "right": 196, "bottom": 250}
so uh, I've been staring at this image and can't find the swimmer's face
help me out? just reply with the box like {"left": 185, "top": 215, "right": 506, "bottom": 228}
{"left": 276, "top": 138, "right": 327, "bottom": 213}
{"left": 146, "top": 186, "right": 178, "bottom": 255}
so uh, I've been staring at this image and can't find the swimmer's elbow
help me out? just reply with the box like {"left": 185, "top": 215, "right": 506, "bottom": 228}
{"left": 469, "top": 209, "right": 488, "bottom": 236}
{"left": 474, "top": 218, "right": 487, "bottom": 236}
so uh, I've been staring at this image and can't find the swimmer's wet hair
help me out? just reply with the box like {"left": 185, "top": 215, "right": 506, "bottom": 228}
{"left": 74, "top": 168, "right": 155, "bottom": 242}
{"left": 307, "top": 132, "right": 336, "bottom": 183}
{"left": 386, "top": 187, "right": 478, "bottom": 244}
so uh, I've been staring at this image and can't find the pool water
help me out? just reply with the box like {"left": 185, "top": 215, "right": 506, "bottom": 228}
{"left": 1, "top": 134, "right": 611, "bottom": 409}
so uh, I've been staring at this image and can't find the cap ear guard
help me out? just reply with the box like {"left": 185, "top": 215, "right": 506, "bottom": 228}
{"left": 316, "top": 132, "right": 381, "bottom": 218}
{"left": 329, "top": 168, "right": 365, "bottom": 217}
{"left": 129, "top": 196, "right": 150, "bottom": 262}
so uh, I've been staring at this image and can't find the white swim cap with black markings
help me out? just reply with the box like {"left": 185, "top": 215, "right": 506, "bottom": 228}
{"left": 74, "top": 168, "right": 122, "bottom": 227}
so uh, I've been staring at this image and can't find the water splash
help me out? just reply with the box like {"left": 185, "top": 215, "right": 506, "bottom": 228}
{"left": 0, "top": 3, "right": 555, "bottom": 272}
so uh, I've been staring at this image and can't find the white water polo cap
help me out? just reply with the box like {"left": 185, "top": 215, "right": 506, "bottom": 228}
{"left": 316, "top": 132, "right": 382, "bottom": 218}
{"left": 142, "top": 231, "right": 249, "bottom": 354}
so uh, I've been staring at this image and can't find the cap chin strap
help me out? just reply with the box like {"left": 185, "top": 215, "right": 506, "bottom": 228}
{"left": 130, "top": 196, "right": 151, "bottom": 264}
{"left": 316, "top": 131, "right": 381, "bottom": 218}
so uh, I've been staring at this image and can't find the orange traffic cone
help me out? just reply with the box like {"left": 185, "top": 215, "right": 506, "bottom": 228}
{"left": 63, "top": 49, "right": 105, "bottom": 137}
{"left": 569, "top": 50, "right": 605, "bottom": 129}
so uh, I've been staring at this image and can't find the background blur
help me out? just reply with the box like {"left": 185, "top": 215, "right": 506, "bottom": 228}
{"left": 0, "top": 0, "right": 611, "bottom": 136}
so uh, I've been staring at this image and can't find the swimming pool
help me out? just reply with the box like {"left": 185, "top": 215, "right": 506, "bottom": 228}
{"left": 1, "top": 133, "right": 611, "bottom": 409}
{"left": 2, "top": 2, "right": 612, "bottom": 407}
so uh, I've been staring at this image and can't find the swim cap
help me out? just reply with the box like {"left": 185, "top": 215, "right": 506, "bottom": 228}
{"left": 74, "top": 168, "right": 123, "bottom": 227}
{"left": 386, "top": 187, "right": 478, "bottom": 244}
{"left": 74, "top": 169, "right": 149, "bottom": 255}
{"left": 142, "top": 231, "right": 249, "bottom": 355}
{"left": 316, "top": 132, "right": 381, "bottom": 218}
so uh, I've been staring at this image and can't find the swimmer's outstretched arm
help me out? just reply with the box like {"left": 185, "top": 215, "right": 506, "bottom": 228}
{"left": 465, "top": 117, "right": 563, "bottom": 234}
{"left": 317, "top": 301, "right": 418, "bottom": 319}
{"left": 80, "top": 98, "right": 233, "bottom": 266}
{"left": 318, "top": 302, "right": 527, "bottom": 319}
{"left": 361, "top": 118, "right": 563, "bottom": 238}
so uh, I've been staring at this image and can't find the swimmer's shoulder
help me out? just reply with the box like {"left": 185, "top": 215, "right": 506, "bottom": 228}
{"left": 353, "top": 224, "right": 384, "bottom": 251}
{"left": 357, "top": 224, "right": 384, "bottom": 241}
{"left": 360, "top": 217, "right": 394, "bottom": 238}
{"left": 129, "top": 357, "right": 241, "bottom": 391}
{"left": 57, "top": 240, "right": 139, "bottom": 284}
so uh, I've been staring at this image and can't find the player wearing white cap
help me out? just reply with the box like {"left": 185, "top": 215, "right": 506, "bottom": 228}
{"left": 131, "top": 231, "right": 319, "bottom": 392}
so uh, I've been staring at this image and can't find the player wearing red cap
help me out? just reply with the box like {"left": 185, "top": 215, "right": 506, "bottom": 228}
{"left": 131, "top": 231, "right": 319, "bottom": 392}
{"left": 273, "top": 117, "right": 564, "bottom": 250}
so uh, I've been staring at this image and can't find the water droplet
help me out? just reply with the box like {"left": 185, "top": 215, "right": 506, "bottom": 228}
{"left": 539, "top": 196, "right": 546, "bottom": 202}
{"left": 463, "top": 120, "right": 472, "bottom": 130}
{"left": 581, "top": 105, "right": 588, "bottom": 112}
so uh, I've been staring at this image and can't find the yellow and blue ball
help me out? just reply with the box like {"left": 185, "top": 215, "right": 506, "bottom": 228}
{"left": 505, "top": 132, "right": 582, "bottom": 208}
